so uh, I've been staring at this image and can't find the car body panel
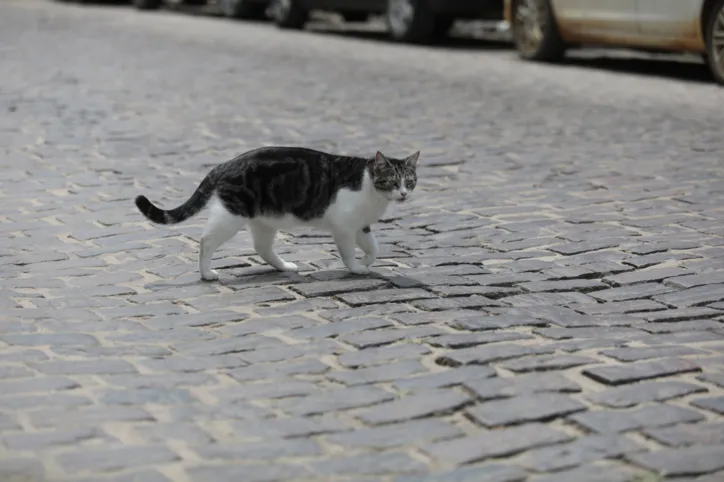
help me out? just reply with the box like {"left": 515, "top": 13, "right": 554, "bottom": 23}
{"left": 503, "top": 0, "right": 707, "bottom": 52}
{"left": 300, "top": 0, "right": 503, "bottom": 18}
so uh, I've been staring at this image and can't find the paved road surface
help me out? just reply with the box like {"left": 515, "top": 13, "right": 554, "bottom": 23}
{"left": 2, "top": 1, "right": 724, "bottom": 481}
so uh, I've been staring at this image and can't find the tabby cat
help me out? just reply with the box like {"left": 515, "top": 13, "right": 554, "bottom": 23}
{"left": 135, "top": 146, "right": 420, "bottom": 280}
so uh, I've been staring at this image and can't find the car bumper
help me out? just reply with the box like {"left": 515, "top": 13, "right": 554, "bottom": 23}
{"left": 428, "top": 0, "right": 504, "bottom": 19}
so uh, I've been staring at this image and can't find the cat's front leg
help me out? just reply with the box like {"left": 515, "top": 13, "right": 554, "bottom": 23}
{"left": 356, "top": 226, "right": 378, "bottom": 267}
{"left": 333, "top": 230, "right": 370, "bottom": 275}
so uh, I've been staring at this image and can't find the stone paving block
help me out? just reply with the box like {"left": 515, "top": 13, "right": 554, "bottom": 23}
{"left": 336, "top": 288, "right": 435, "bottom": 306}
{"left": 275, "top": 386, "right": 395, "bottom": 416}
{"left": 583, "top": 358, "right": 702, "bottom": 385}
{"left": 436, "top": 343, "right": 554, "bottom": 366}
{"left": 654, "top": 284, "right": 724, "bottom": 307}
{"left": 519, "top": 434, "right": 645, "bottom": 472}
{"left": 337, "top": 343, "right": 431, "bottom": 368}
{"left": 0, "top": 376, "right": 80, "bottom": 395}
{"left": 586, "top": 380, "right": 708, "bottom": 408}
{"left": 423, "top": 423, "right": 573, "bottom": 465}
{"left": 464, "top": 373, "right": 580, "bottom": 401}
{"left": 600, "top": 345, "right": 707, "bottom": 362}
{"left": 195, "top": 439, "right": 321, "bottom": 460}
{"left": 604, "top": 267, "right": 690, "bottom": 286}
{"left": 326, "top": 419, "right": 462, "bottom": 449}
{"left": 574, "top": 299, "right": 668, "bottom": 314}
{"left": 338, "top": 325, "right": 445, "bottom": 349}
{"left": 627, "top": 445, "right": 724, "bottom": 477}
{"left": 450, "top": 314, "right": 547, "bottom": 331}
{"left": 637, "top": 307, "right": 723, "bottom": 322}
{"left": 2, "top": 428, "right": 105, "bottom": 451}
{"left": 56, "top": 445, "right": 180, "bottom": 473}
{"left": 428, "top": 331, "right": 532, "bottom": 348}
{"left": 643, "top": 422, "right": 724, "bottom": 446}
{"left": 392, "top": 365, "right": 496, "bottom": 392}
{"left": 187, "top": 463, "right": 313, "bottom": 482}
{"left": 691, "top": 395, "right": 724, "bottom": 415}
{"left": 29, "top": 406, "right": 155, "bottom": 429}
{"left": 666, "top": 271, "right": 724, "bottom": 289}
{"left": 591, "top": 283, "right": 675, "bottom": 302}
{"left": 527, "top": 463, "right": 639, "bottom": 482}
{"left": 467, "top": 393, "right": 587, "bottom": 427}
{"left": 311, "top": 452, "right": 426, "bottom": 476}
{"left": 327, "top": 360, "right": 428, "bottom": 386}
{"left": 0, "top": 458, "right": 46, "bottom": 482}
{"left": 75, "top": 471, "right": 172, "bottom": 482}
{"left": 569, "top": 404, "right": 705, "bottom": 433}
{"left": 355, "top": 389, "right": 471, "bottom": 425}
{"left": 499, "top": 354, "right": 598, "bottom": 372}
{"left": 395, "top": 464, "right": 527, "bottom": 482}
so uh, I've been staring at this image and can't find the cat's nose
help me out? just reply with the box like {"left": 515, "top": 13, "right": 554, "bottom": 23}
{"left": 400, "top": 192, "right": 407, "bottom": 199}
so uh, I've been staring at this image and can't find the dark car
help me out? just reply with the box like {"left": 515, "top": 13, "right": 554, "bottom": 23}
{"left": 268, "top": 0, "right": 504, "bottom": 43}
{"left": 133, "top": 0, "right": 269, "bottom": 20}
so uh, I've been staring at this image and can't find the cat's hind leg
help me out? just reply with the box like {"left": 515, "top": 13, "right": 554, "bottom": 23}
{"left": 356, "top": 226, "right": 378, "bottom": 267}
{"left": 198, "top": 199, "right": 243, "bottom": 281}
{"left": 248, "top": 221, "right": 299, "bottom": 272}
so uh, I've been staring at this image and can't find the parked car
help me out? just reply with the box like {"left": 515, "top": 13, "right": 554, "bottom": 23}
{"left": 504, "top": 0, "right": 724, "bottom": 85}
{"left": 133, "top": 0, "right": 269, "bottom": 20}
{"left": 268, "top": 0, "right": 504, "bottom": 43}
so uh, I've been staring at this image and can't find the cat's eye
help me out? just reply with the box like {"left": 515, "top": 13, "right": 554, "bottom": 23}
{"left": 405, "top": 180, "right": 415, "bottom": 188}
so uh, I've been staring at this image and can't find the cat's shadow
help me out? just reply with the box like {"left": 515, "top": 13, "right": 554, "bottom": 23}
{"left": 145, "top": 267, "right": 421, "bottom": 292}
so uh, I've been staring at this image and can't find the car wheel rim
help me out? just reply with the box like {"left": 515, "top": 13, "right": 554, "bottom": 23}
{"left": 270, "top": 0, "right": 291, "bottom": 20}
{"left": 388, "top": 0, "right": 414, "bottom": 34}
{"left": 514, "top": 0, "right": 548, "bottom": 55}
{"left": 219, "top": 0, "right": 232, "bottom": 15}
{"left": 713, "top": 6, "right": 724, "bottom": 75}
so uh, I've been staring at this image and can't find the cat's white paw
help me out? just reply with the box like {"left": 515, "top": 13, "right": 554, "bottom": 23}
{"left": 348, "top": 264, "right": 371, "bottom": 275}
{"left": 361, "top": 254, "right": 376, "bottom": 267}
{"left": 278, "top": 262, "right": 299, "bottom": 272}
{"left": 201, "top": 269, "right": 220, "bottom": 281}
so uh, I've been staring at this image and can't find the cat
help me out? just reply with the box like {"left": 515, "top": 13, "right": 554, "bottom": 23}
{"left": 134, "top": 146, "right": 420, "bottom": 281}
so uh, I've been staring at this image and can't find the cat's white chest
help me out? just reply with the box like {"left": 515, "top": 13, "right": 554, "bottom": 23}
{"left": 322, "top": 186, "right": 389, "bottom": 230}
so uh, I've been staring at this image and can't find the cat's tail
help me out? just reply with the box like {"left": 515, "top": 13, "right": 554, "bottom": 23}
{"left": 135, "top": 174, "right": 216, "bottom": 225}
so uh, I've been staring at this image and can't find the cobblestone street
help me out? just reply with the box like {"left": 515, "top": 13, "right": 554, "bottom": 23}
{"left": 2, "top": 1, "right": 724, "bottom": 481}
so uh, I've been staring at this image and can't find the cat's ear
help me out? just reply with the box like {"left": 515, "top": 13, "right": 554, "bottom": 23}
{"left": 375, "top": 151, "right": 391, "bottom": 169}
{"left": 405, "top": 151, "right": 420, "bottom": 168}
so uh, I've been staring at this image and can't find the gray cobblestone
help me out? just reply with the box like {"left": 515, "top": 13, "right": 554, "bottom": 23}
{"left": 3, "top": 1, "right": 724, "bottom": 480}
{"left": 569, "top": 405, "right": 705, "bottom": 433}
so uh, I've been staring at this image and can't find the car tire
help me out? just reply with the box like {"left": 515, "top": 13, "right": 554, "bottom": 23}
{"left": 219, "top": 0, "right": 266, "bottom": 19}
{"left": 386, "top": 0, "right": 444, "bottom": 43}
{"left": 511, "top": 0, "right": 566, "bottom": 62}
{"left": 704, "top": 0, "right": 724, "bottom": 85}
{"left": 432, "top": 16, "right": 454, "bottom": 38}
{"left": 269, "top": 0, "right": 308, "bottom": 29}
{"left": 133, "top": 0, "right": 162, "bottom": 9}
{"left": 342, "top": 11, "right": 369, "bottom": 23}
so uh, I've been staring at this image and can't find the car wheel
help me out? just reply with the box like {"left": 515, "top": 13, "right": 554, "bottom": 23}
{"left": 432, "top": 16, "right": 454, "bottom": 38}
{"left": 705, "top": 0, "right": 724, "bottom": 85}
{"left": 269, "top": 0, "right": 308, "bottom": 29}
{"left": 342, "top": 11, "right": 369, "bottom": 23}
{"left": 511, "top": 0, "right": 566, "bottom": 61}
{"left": 134, "top": 0, "right": 162, "bottom": 9}
{"left": 219, "top": 0, "right": 266, "bottom": 19}
{"left": 386, "top": 0, "right": 442, "bottom": 43}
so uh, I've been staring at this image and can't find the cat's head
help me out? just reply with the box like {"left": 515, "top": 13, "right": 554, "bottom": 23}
{"left": 371, "top": 151, "right": 420, "bottom": 203}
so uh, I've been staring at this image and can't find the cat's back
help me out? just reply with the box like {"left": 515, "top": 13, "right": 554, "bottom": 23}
{"left": 226, "top": 146, "right": 335, "bottom": 169}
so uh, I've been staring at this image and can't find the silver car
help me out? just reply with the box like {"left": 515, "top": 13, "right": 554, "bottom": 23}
{"left": 504, "top": 0, "right": 724, "bottom": 85}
